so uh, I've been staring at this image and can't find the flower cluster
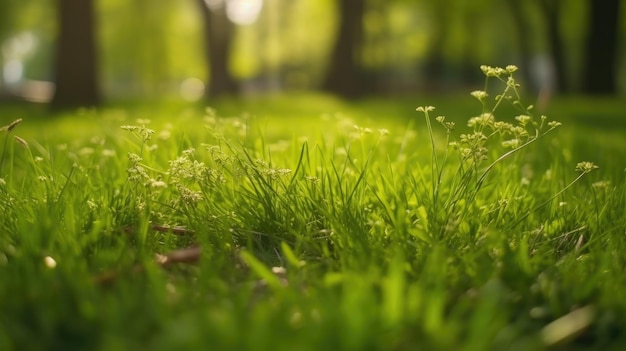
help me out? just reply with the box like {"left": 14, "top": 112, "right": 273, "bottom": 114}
{"left": 169, "top": 151, "right": 207, "bottom": 185}
{"left": 479, "top": 64, "right": 518, "bottom": 77}
{"left": 254, "top": 159, "right": 292, "bottom": 181}
{"left": 575, "top": 161, "right": 599, "bottom": 174}
{"left": 121, "top": 124, "right": 155, "bottom": 144}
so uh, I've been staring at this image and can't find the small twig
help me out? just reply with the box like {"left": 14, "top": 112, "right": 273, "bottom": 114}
{"left": 95, "top": 245, "right": 202, "bottom": 285}
{"left": 541, "top": 305, "right": 595, "bottom": 347}
{"left": 123, "top": 224, "right": 195, "bottom": 236}
{"left": 155, "top": 246, "right": 202, "bottom": 266}
{"left": 151, "top": 225, "right": 195, "bottom": 235}
{"left": 95, "top": 264, "right": 144, "bottom": 286}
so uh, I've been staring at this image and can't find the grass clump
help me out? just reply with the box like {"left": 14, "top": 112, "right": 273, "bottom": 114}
{"left": 1, "top": 65, "right": 625, "bottom": 350}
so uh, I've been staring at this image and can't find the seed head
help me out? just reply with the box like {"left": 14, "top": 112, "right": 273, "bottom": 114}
{"left": 14, "top": 136, "right": 28, "bottom": 148}
{"left": 480, "top": 65, "right": 506, "bottom": 77}
{"left": 2, "top": 118, "right": 23, "bottom": 133}
{"left": 575, "top": 161, "right": 598, "bottom": 173}
{"left": 547, "top": 121, "right": 562, "bottom": 128}
{"left": 515, "top": 115, "right": 532, "bottom": 126}
{"left": 470, "top": 90, "right": 488, "bottom": 101}
{"left": 150, "top": 180, "right": 168, "bottom": 188}
{"left": 416, "top": 106, "right": 435, "bottom": 112}
{"left": 506, "top": 65, "right": 518, "bottom": 73}
{"left": 592, "top": 180, "right": 610, "bottom": 189}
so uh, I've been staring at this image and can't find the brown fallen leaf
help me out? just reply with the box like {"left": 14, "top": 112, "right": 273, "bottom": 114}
{"left": 152, "top": 225, "right": 195, "bottom": 235}
{"left": 95, "top": 264, "right": 144, "bottom": 286}
{"left": 155, "top": 246, "right": 202, "bottom": 266}
{"left": 96, "top": 245, "right": 202, "bottom": 285}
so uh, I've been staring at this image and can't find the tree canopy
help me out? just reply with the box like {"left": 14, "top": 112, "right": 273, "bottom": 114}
{"left": 0, "top": 0, "right": 624, "bottom": 106}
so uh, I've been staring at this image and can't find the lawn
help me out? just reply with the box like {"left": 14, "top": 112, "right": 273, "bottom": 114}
{"left": 1, "top": 67, "right": 626, "bottom": 350}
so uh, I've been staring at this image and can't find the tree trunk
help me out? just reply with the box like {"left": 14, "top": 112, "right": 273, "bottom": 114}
{"left": 538, "top": 0, "right": 569, "bottom": 93}
{"left": 505, "top": 0, "right": 534, "bottom": 89}
{"left": 321, "top": 0, "right": 366, "bottom": 98}
{"left": 51, "top": 0, "right": 100, "bottom": 109}
{"left": 195, "top": 0, "right": 239, "bottom": 99}
{"left": 582, "top": 0, "right": 621, "bottom": 94}
{"left": 422, "top": 0, "right": 449, "bottom": 90}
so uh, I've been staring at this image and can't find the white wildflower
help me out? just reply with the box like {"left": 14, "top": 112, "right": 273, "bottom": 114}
{"left": 44, "top": 256, "right": 57, "bottom": 269}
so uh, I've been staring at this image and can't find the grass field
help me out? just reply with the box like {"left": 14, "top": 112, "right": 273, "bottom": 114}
{"left": 1, "top": 69, "right": 626, "bottom": 350}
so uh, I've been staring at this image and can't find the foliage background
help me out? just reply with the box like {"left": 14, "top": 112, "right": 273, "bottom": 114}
{"left": 0, "top": 0, "right": 624, "bottom": 102}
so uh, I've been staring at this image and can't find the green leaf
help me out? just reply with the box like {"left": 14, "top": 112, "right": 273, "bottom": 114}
{"left": 240, "top": 251, "right": 284, "bottom": 291}
{"left": 280, "top": 242, "right": 305, "bottom": 269}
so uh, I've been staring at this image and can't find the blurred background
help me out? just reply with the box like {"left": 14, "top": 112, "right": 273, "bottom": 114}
{"left": 0, "top": 0, "right": 623, "bottom": 108}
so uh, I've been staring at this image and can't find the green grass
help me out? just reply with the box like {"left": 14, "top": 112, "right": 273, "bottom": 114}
{"left": 1, "top": 69, "right": 626, "bottom": 350}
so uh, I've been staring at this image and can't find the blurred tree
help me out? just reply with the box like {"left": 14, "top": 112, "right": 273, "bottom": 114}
{"left": 582, "top": 0, "right": 621, "bottom": 94}
{"left": 321, "top": 0, "right": 366, "bottom": 98}
{"left": 123, "top": 0, "right": 172, "bottom": 95}
{"left": 195, "top": 0, "right": 239, "bottom": 98}
{"left": 262, "top": 0, "right": 333, "bottom": 90}
{"left": 0, "top": 2, "right": 13, "bottom": 39}
{"left": 0, "top": 0, "right": 16, "bottom": 91}
{"left": 421, "top": 0, "right": 449, "bottom": 89}
{"left": 455, "top": 0, "right": 485, "bottom": 85}
{"left": 99, "top": 0, "right": 205, "bottom": 98}
{"left": 0, "top": 0, "right": 53, "bottom": 92}
{"left": 51, "top": 0, "right": 100, "bottom": 108}
{"left": 504, "top": 0, "right": 534, "bottom": 87}
{"left": 537, "top": 0, "right": 569, "bottom": 92}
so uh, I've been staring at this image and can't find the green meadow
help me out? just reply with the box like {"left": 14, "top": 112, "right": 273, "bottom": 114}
{"left": 1, "top": 67, "right": 626, "bottom": 350}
